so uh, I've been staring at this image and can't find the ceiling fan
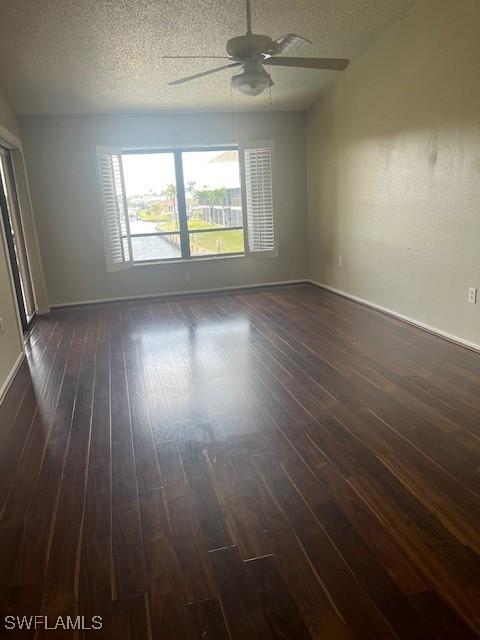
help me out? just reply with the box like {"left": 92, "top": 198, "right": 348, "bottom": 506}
{"left": 163, "top": 0, "right": 349, "bottom": 96}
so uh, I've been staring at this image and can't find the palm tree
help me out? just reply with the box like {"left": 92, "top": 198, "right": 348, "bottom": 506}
{"left": 194, "top": 187, "right": 226, "bottom": 225}
{"left": 209, "top": 188, "right": 227, "bottom": 225}
{"left": 193, "top": 189, "right": 212, "bottom": 223}
{"left": 193, "top": 189, "right": 211, "bottom": 205}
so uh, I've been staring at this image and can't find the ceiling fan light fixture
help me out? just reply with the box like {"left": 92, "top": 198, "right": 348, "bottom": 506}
{"left": 231, "top": 64, "right": 273, "bottom": 96}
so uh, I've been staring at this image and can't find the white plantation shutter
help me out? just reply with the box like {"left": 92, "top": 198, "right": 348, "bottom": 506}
{"left": 240, "top": 141, "right": 276, "bottom": 254}
{"left": 96, "top": 147, "right": 132, "bottom": 271}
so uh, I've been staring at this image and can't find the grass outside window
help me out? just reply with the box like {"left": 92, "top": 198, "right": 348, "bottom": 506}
{"left": 157, "top": 218, "right": 244, "bottom": 256}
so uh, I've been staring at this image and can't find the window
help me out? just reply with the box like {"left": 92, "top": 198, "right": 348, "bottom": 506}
{"left": 182, "top": 150, "right": 244, "bottom": 258}
{"left": 96, "top": 143, "right": 275, "bottom": 270}
{"left": 122, "top": 152, "right": 182, "bottom": 262}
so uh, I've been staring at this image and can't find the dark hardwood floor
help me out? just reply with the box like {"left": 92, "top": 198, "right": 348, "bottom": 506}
{"left": 0, "top": 283, "right": 479, "bottom": 638}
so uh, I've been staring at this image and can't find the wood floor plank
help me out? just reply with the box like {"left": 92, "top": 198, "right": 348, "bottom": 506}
{"left": 209, "top": 545, "right": 273, "bottom": 639}
{"left": 187, "top": 597, "right": 230, "bottom": 639}
{"left": 208, "top": 444, "right": 272, "bottom": 560}
{"left": 78, "top": 323, "right": 113, "bottom": 635}
{"left": 0, "top": 525, "right": 23, "bottom": 610}
{"left": 124, "top": 307, "right": 162, "bottom": 493}
{"left": 139, "top": 487, "right": 179, "bottom": 592}
{"left": 243, "top": 554, "right": 312, "bottom": 639}
{"left": 112, "top": 594, "right": 150, "bottom": 640}
{"left": 264, "top": 527, "right": 352, "bottom": 640}
{"left": 110, "top": 324, "right": 147, "bottom": 600}
{"left": 156, "top": 441, "right": 217, "bottom": 604}
{"left": 147, "top": 582, "right": 193, "bottom": 640}
{"left": 411, "top": 590, "right": 479, "bottom": 640}
{"left": 180, "top": 438, "right": 233, "bottom": 552}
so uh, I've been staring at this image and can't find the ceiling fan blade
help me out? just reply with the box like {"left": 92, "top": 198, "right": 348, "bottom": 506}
{"left": 269, "top": 34, "right": 311, "bottom": 55}
{"left": 168, "top": 63, "right": 241, "bottom": 86}
{"left": 163, "top": 56, "right": 231, "bottom": 59}
{"left": 263, "top": 57, "right": 349, "bottom": 70}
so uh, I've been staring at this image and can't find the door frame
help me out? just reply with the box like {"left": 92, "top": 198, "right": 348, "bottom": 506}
{"left": 0, "top": 171, "right": 29, "bottom": 331}
{"left": 0, "top": 121, "right": 48, "bottom": 340}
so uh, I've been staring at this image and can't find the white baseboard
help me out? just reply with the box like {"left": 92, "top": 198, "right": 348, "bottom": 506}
{"left": 309, "top": 280, "right": 480, "bottom": 354}
{"left": 0, "top": 351, "right": 25, "bottom": 406}
{"left": 50, "top": 279, "right": 309, "bottom": 309}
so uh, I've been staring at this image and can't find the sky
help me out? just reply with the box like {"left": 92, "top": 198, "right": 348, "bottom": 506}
{"left": 122, "top": 150, "right": 241, "bottom": 197}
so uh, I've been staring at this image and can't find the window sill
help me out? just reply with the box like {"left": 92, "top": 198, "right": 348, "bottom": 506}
{"left": 133, "top": 253, "right": 246, "bottom": 267}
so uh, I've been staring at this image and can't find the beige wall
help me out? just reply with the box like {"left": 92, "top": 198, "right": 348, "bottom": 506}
{"left": 0, "top": 92, "right": 23, "bottom": 397}
{"left": 20, "top": 111, "right": 307, "bottom": 306}
{"left": 307, "top": 0, "right": 480, "bottom": 346}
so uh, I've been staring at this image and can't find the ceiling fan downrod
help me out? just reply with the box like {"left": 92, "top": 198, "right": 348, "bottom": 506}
{"left": 246, "top": 0, "right": 252, "bottom": 34}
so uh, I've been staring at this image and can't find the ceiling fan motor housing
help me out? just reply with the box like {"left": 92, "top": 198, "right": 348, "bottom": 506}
{"left": 226, "top": 34, "right": 273, "bottom": 59}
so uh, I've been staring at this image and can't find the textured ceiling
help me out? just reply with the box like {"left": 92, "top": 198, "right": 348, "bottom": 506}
{"left": 0, "top": 0, "right": 415, "bottom": 114}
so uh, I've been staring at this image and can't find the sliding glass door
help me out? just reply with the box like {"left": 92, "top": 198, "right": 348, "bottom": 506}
{"left": 0, "top": 146, "right": 35, "bottom": 331}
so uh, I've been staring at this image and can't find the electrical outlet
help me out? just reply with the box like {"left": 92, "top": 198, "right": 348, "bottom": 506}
{"left": 0, "top": 317, "right": 5, "bottom": 334}
{"left": 468, "top": 287, "right": 477, "bottom": 304}
{"left": 338, "top": 255, "right": 343, "bottom": 267}
{"left": 184, "top": 272, "right": 191, "bottom": 282}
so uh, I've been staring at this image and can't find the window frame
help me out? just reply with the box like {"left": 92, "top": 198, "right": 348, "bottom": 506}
{"left": 120, "top": 145, "right": 246, "bottom": 265}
